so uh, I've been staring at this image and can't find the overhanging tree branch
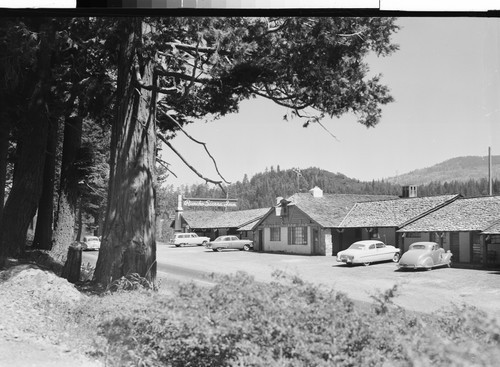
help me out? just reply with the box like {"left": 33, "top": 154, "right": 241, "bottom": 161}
{"left": 156, "top": 157, "right": 177, "bottom": 178}
{"left": 134, "top": 62, "right": 178, "bottom": 94}
{"left": 163, "top": 42, "right": 219, "bottom": 54}
{"left": 154, "top": 66, "right": 212, "bottom": 84}
{"left": 158, "top": 134, "right": 227, "bottom": 195}
{"left": 159, "top": 111, "right": 231, "bottom": 185}
{"left": 250, "top": 85, "right": 312, "bottom": 110}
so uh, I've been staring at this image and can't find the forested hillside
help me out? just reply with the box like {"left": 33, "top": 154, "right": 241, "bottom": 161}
{"left": 169, "top": 167, "right": 402, "bottom": 210}
{"left": 386, "top": 156, "right": 500, "bottom": 185}
{"left": 160, "top": 165, "right": 500, "bottom": 215}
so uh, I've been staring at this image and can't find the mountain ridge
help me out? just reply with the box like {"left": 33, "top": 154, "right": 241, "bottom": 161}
{"left": 384, "top": 155, "right": 500, "bottom": 186}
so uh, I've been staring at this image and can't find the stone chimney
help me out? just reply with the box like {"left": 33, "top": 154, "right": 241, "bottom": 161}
{"left": 174, "top": 194, "right": 183, "bottom": 232}
{"left": 309, "top": 186, "right": 323, "bottom": 198}
{"left": 401, "top": 185, "right": 418, "bottom": 198}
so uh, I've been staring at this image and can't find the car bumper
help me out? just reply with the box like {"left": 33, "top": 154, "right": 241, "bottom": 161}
{"left": 397, "top": 263, "right": 425, "bottom": 269}
{"left": 337, "top": 257, "right": 355, "bottom": 264}
{"left": 84, "top": 246, "right": 100, "bottom": 251}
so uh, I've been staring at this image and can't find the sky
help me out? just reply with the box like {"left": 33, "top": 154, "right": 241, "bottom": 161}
{"left": 160, "top": 17, "right": 500, "bottom": 188}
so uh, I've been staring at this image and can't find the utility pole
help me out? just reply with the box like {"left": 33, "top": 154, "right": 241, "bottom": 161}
{"left": 293, "top": 168, "right": 303, "bottom": 192}
{"left": 488, "top": 147, "right": 493, "bottom": 196}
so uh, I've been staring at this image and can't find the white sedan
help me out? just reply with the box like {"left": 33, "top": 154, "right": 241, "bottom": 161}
{"left": 81, "top": 235, "right": 101, "bottom": 251}
{"left": 336, "top": 240, "right": 400, "bottom": 266}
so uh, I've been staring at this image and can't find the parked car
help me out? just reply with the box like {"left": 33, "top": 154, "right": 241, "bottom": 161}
{"left": 170, "top": 233, "right": 210, "bottom": 247}
{"left": 336, "top": 240, "right": 400, "bottom": 266}
{"left": 206, "top": 235, "right": 253, "bottom": 252}
{"left": 81, "top": 235, "right": 101, "bottom": 251}
{"left": 398, "top": 242, "right": 452, "bottom": 270}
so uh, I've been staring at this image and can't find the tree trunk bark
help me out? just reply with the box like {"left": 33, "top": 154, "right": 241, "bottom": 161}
{"left": 33, "top": 117, "right": 58, "bottom": 250}
{"left": 0, "top": 118, "right": 9, "bottom": 221}
{"left": 61, "top": 243, "right": 82, "bottom": 284}
{"left": 50, "top": 116, "right": 83, "bottom": 262}
{"left": 75, "top": 197, "right": 83, "bottom": 242}
{"left": 94, "top": 19, "right": 157, "bottom": 286}
{"left": 0, "top": 19, "right": 55, "bottom": 259}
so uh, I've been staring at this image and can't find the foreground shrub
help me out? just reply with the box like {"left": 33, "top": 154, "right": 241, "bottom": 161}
{"left": 94, "top": 272, "right": 500, "bottom": 366}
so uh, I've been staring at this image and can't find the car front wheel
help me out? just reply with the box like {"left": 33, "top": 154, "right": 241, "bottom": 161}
{"left": 243, "top": 244, "right": 250, "bottom": 251}
{"left": 363, "top": 262, "right": 370, "bottom": 266}
{"left": 392, "top": 253, "right": 400, "bottom": 262}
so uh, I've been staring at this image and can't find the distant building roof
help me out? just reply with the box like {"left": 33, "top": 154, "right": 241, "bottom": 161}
{"left": 398, "top": 196, "right": 500, "bottom": 232}
{"left": 338, "top": 194, "right": 460, "bottom": 228}
{"left": 180, "top": 208, "right": 269, "bottom": 230}
{"left": 287, "top": 193, "right": 397, "bottom": 228}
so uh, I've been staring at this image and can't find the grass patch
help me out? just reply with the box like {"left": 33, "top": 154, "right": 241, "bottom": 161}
{"left": 67, "top": 271, "right": 500, "bottom": 366}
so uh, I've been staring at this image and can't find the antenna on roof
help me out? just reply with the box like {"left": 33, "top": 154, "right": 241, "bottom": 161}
{"left": 293, "top": 168, "right": 307, "bottom": 192}
{"left": 489, "top": 147, "right": 493, "bottom": 196}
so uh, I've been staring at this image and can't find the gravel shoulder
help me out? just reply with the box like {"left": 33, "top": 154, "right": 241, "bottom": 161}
{"left": 0, "top": 264, "right": 102, "bottom": 367}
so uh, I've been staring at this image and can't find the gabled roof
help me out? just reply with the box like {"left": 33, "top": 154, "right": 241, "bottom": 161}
{"left": 338, "top": 194, "right": 460, "bottom": 228}
{"left": 180, "top": 208, "right": 269, "bottom": 230}
{"left": 286, "top": 193, "right": 397, "bottom": 228}
{"left": 398, "top": 196, "right": 500, "bottom": 232}
{"left": 481, "top": 219, "right": 500, "bottom": 235}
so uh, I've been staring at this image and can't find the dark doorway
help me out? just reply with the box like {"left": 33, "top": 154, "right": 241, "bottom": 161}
{"left": 450, "top": 232, "right": 460, "bottom": 263}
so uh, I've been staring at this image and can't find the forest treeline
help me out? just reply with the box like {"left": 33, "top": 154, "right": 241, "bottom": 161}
{"left": 157, "top": 166, "right": 500, "bottom": 216}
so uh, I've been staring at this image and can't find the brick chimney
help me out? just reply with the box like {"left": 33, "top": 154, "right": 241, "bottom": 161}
{"left": 401, "top": 185, "right": 418, "bottom": 198}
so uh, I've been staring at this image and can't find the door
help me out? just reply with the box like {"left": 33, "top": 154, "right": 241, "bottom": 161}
{"left": 258, "top": 229, "right": 263, "bottom": 252}
{"left": 376, "top": 243, "right": 390, "bottom": 262}
{"left": 312, "top": 228, "right": 320, "bottom": 255}
{"left": 471, "top": 232, "right": 482, "bottom": 264}
{"left": 450, "top": 232, "right": 460, "bottom": 263}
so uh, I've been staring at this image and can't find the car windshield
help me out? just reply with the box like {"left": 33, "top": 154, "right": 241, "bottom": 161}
{"left": 86, "top": 237, "right": 99, "bottom": 241}
{"left": 348, "top": 243, "right": 366, "bottom": 250}
{"left": 214, "top": 237, "right": 223, "bottom": 242}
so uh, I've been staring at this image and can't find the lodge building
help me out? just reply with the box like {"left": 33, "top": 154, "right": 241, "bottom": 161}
{"left": 171, "top": 186, "right": 500, "bottom": 268}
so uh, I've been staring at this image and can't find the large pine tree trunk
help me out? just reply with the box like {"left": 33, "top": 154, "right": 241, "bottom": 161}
{"left": 0, "top": 119, "right": 9, "bottom": 221}
{"left": 0, "top": 19, "right": 55, "bottom": 259}
{"left": 50, "top": 116, "right": 83, "bottom": 262}
{"left": 33, "top": 117, "right": 58, "bottom": 250}
{"left": 94, "top": 19, "right": 157, "bottom": 286}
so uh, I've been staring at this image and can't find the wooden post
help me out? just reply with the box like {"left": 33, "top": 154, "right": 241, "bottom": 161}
{"left": 481, "top": 235, "right": 488, "bottom": 268}
{"left": 61, "top": 242, "right": 82, "bottom": 283}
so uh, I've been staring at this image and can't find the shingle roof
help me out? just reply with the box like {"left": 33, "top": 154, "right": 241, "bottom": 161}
{"left": 398, "top": 196, "right": 500, "bottom": 232}
{"left": 481, "top": 219, "right": 500, "bottom": 235}
{"left": 181, "top": 208, "right": 269, "bottom": 229}
{"left": 338, "top": 194, "right": 460, "bottom": 228}
{"left": 288, "top": 193, "right": 397, "bottom": 228}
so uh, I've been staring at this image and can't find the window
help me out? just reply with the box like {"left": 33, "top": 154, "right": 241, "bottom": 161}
{"left": 490, "top": 235, "right": 500, "bottom": 244}
{"left": 288, "top": 227, "right": 307, "bottom": 245}
{"left": 376, "top": 243, "right": 385, "bottom": 248}
{"left": 270, "top": 227, "right": 281, "bottom": 241}
{"left": 405, "top": 232, "right": 421, "bottom": 238}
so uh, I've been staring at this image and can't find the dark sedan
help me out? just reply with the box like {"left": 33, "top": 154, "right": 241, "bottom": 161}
{"left": 206, "top": 235, "right": 253, "bottom": 252}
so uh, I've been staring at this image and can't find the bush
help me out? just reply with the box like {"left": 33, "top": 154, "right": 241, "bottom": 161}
{"left": 89, "top": 272, "right": 500, "bottom": 366}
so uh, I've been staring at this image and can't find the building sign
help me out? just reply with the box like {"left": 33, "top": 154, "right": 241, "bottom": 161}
{"left": 183, "top": 198, "right": 238, "bottom": 208}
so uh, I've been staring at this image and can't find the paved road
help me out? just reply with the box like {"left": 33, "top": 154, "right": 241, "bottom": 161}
{"left": 84, "top": 244, "right": 500, "bottom": 318}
